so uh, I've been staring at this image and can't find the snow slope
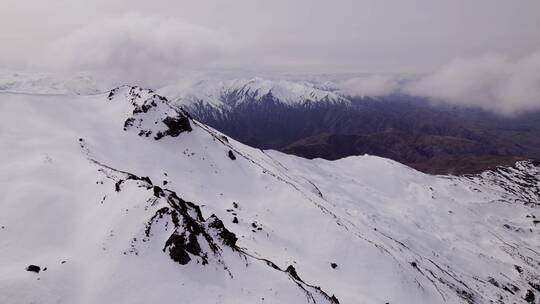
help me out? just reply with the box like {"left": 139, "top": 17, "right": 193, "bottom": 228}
{"left": 1, "top": 87, "right": 540, "bottom": 304}
{"left": 0, "top": 69, "right": 102, "bottom": 95}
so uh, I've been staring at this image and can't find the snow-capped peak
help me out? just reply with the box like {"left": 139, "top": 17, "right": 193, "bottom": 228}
{"left": 159, "top": 77, "right": 349, "bottom": 111}
{"left": 107, "top": 85, "right": 192, "bottom": 140}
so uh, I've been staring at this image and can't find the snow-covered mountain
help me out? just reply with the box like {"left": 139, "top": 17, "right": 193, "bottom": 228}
{"left": 1, "top": 86, "right": 540, "bottom": 304}
{"left": 159, "top": 77, "right": 348, "bottom": 114}
{"left": 153, "top": 76, "right": 540, "bottom": 176}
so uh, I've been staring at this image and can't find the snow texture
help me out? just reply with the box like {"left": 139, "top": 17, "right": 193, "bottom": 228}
{"left": 1, "top": 86, "right": 540, "bottom": 304}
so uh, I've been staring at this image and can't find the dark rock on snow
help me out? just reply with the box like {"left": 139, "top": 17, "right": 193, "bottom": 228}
{"left": 26, "top": 265, "right": 41, "bottom": 273}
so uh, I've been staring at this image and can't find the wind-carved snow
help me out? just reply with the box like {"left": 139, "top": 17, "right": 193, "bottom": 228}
{"left": 1, "top": 87, "right": 540, "bottom": 304}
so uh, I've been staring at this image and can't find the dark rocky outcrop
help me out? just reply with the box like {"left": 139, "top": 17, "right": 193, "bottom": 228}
{"left": 92, "top": 159, "right": 340, "bottom": 304}
{"left": 26, "top": 265, "right": 40, "bottom": 273}
{"left": 108, "top": 86, "right": 192, "bottom": 141}
{"left": 207, "top": 216, "right": 238, "bottom": 247}
{"left": 164, "top": 231, "right": 203, "bottom": 265}
{"left": 156, "top": 115, "right": 192, "bottom": 139}
{"left": 525, "top": 289, "right": 535, "bottom": 303}
{"left": 285, "top": 265, "right": 301, "bottom": 281}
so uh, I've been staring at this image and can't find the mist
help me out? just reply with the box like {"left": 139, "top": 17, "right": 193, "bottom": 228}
{"left": 405, "top": 50, "right": 540, "bottom": 115}
{"left": 1, "top": 1, "right": 539, "bottom": 114}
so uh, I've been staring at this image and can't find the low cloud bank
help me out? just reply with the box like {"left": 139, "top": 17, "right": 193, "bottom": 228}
{"left": 338, "top": 75, "right": 400, "bottom": 97}
{"left": 33, "top": 13, "right": 540, "bottom": 116}
{"left": 338, "top": 51, "right": 540, "bottom": 116}
{"left": 405, "top": 51, "right": 540, "bottom": 115}
{"left": 39, "top": 14, "right": 230, "bottom": 87}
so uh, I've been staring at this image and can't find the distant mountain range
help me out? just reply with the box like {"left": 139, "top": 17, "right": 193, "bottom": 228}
{"left": 1, "top": 70, "right": 538, "bottom": 175}
{"left": 162, "top": 77, "right": 540, "bottom": 174}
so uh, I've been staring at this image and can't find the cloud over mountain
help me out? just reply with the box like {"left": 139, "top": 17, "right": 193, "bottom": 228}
{"left": 338, "top": 75, "right": 401, "bottom": 97}
{"left": 405, "top": 50, "right": 540, "bottom": 115}
{"left": 40, "top": 14, "right": 230, "bottom": 86}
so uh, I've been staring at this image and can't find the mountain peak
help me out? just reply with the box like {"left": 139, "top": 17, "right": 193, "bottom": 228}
{"left": 107, "top": 85, "right": 192, "bottom": 140}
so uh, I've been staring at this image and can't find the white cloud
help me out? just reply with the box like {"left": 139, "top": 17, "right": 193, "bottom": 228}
{"left": 405, "top": 51, "right": 540, "bottom": 115}
{"left": 338, "top": 75, "right": 400, "bottom": 97}
{"left": 39, "top": 14, "right": 230, "bottom": 87}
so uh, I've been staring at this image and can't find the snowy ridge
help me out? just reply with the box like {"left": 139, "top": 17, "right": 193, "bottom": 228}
{"left": 1, "top": 87, "right": 540, "bottom": 303}
{"left": 465, "top": 161, "right": 540, "bottom": 205}
{"left": 160, "top": 77, "right": 349, "bottom": 113}
{"left": 90, "top": 158, "right": 339, "bottom": 303}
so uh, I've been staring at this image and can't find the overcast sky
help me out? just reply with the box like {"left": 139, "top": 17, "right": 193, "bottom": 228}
{"left": 1, "top": 0, "right": 539, "bottom": 114}
{"left": 2, "top": 0, "right": 539, "bottom": 73}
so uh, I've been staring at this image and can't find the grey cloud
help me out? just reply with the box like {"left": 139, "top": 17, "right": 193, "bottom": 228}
{"left": 2, "top": 0, "right": 540, "bottom": 77}
{"left": 1, "top": 0, "right": 540, "bottom": 109}
{"left": 338, "top": 75, "right": 400, "bottom": 97}
{"left": 38, "top": 14, "right": 231, "bottom": 86}
{"left": 405, "top": 51, "right": 540, "bottom": 115}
